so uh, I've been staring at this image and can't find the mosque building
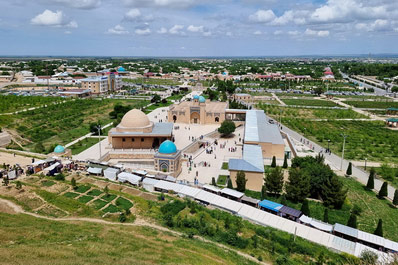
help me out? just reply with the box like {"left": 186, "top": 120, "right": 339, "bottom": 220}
{"left": 108, "top": 109, "right": 173, "bottom": 150}
{"left": 154, "top": 140, "right": 182, "bottom": 177}
{"left": 168, "top": 95, "right": 228, "bottom": 124}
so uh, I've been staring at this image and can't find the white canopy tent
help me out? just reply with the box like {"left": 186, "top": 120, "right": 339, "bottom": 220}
{"left": 117, "top": 172, "right": 141, "bottom": 186}
{"left": 104, "top": 167, "right": 119, "bottom": 181}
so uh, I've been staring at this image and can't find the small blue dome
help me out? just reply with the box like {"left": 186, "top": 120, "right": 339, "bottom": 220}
{"left": 118, "top": 66, "right": 126, "bottom": 72}
{"left": 193, "top": 95, "right": 199, "bottom": 100}
{"left": 159, "top": 140, "right": 177, "bottom": 154}
{"left": 54, "top": 145, "right": 65, "bottom": 153}
{"left": 199, "top": 96, "right": 206, "bottom": 103}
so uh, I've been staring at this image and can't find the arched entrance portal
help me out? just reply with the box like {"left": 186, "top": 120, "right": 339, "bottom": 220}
{"left": 173, "top": 115, "right": 177, "bottom": 122}
{"left": 215, "top": 117, "right": 220, "bottom": 123}
{"left": 190, "top": 112, "right": 200, "bottom": 124}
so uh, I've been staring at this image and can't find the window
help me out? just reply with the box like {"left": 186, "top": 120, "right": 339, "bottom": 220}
{"left": 141, "top": 138, "right": 144, "bottom": 142}
{"left": 131, "top": 138, "right": 135, "bottom": 142}
{"left": 122, "top": 138, "right": 125, "bottom": 142}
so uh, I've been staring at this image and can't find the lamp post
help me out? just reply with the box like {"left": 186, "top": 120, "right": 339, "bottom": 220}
{"left": 96, "top": 125, "right": 102, "bottom": 160}
{"left": 340, "top": 133, "right": 348, "bottom": 171}
{"left": 327, "top": 139, "right": 331, "bottom": 152}
{"left": 365, "top": 157, "right": 368, "bottom": 170}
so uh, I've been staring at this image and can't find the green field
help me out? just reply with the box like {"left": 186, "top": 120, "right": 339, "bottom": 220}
{"left": 0, "top": 98, "right": 147, "bottom": 153}
{"left": 0, "top": 213, "right": 256, "bottom": 265}
{"left": 69, "top": 137, "right": 101, "bottom": 155}
{"left": 217, "top": 175, "right": 228, "bottom": 185}
{"left": 258, "top": 103, "right": 368, "bottom": 120}
{"left": 344, "top": 100, "right": 398, "bottom": 109}
{"left": 0, "top": 95, "right": 68, "bottom": 114}
{"left": 281, "top": 99, "right": 339, "bottom": 107}
{"left": 283, "top": 119, "right": 398, "bottom": 163}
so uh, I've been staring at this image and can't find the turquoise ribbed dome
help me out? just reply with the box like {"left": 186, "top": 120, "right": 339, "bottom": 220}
{"left": 199, "top": 96, "right": 205, "bottom": 103}
{"left": 159, "top": 140, "right": 177, "bottom": 154}
{"left": 118, "top": 66, "right": 126, "bottom": 72}
{"left": 54, "top": 145, "right": 65, "bottom": 153}
{"left": 193, "top": 95, "right": 199, "bottom": 100}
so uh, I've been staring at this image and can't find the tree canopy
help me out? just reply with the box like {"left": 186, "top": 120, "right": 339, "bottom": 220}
{"left": 218, "top": 120, "right": 236, "bottom": 136}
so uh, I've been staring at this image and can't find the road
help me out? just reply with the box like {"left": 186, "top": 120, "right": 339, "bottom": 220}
{"left": 340, "top": 71, "right": 387, "bottom": 96}
{"left": 281, "top": 123, "right": 396, "bottom": 201}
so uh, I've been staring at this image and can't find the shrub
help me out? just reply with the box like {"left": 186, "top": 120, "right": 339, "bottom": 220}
{"left": 301, "top": 200, "right": 310, "bottom": 216}
{"left": 374, "top": 219, "right": 383, "bottom": 237}
{"left": 54, "top": 173, "right": 65, "bottom": 181}
{"left": 378, "top": 182, "right": 388, "bottom": 198}
{"left": 271, "top": 156, "right": 277, "bottom": 168}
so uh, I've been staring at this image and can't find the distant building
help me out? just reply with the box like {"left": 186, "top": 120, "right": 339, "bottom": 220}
{"left": 233, "top": 93, "right": 252, "bottom": 102}
{"left": 168, "top": 95, "right": 228, "bottom": 124}
{"left": 81, "top": 74, "right": 121, "bottom": 94}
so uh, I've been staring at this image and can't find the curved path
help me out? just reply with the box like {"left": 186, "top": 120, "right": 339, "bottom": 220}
{"left": 0, "top": 197, "right": 268, "bottom": 265}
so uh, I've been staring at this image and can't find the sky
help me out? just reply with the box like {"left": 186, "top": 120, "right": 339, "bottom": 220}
{"left": 0, "top": 0, "right": 397, "bottom": 57}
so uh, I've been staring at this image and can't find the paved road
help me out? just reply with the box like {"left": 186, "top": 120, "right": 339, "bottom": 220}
{"left": 340, "top": 71, "right": 387, "bottom": 96}
{"left": 281, "top": 123, "right": 396, "bottom": 200}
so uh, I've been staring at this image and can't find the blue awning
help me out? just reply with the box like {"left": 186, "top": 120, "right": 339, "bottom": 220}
{"left": 259, "top": 200, "right": 283, "bottom": 212}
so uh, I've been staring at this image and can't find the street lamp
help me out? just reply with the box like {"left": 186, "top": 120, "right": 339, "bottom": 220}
{"left": 340, "top": 133, "right": 348, "bottom": 171}
{"left": 96, "top": 125, "right": 102, "bottom": 160}
{"left": 327, "top": 139, "right": 331, "bottom": 152}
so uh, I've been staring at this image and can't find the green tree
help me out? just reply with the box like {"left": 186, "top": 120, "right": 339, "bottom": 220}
{"left": 271, "top": 156, "right": 276, "bottom": 168}
{"left": 366, "top": 168, "right": 375, "bottom": 190}
{"left": 378, "top": 181, "right": 388, "bottom": 198}
{"left": 360, "top": 250, "right": 378, "bottom": 265}
{"left": 285, "top": 167, "right": 310, "bottom": 202}
{"left": 264, "top": 166, "right": 284, "bottom": 196}
{"left": 211, "top": 177, "right": 216, "bottom": 186}
{"left": 323, "top": 208, "right": 329, "bottom": 223}
{"left": 301, "top": 200, "right": 310, "bottom": 216}
{"left": 236, "top": 171, "right": 247, "bottom": 192}
{"left": 227, "top": 177, "right": 233, "bottom": 189}
{"left": 374, "top": 219, "right": 383, "bottom": 237}
{"left": 261, "top": 185, "right": 267, "bottom": 200}
{"left": 218, "top": 120, "right": 236, "bottom": 136}
{"left": 89, "top": 122, "right": 102, "bottom": 135}
{"left": 393, "top": 190, "right": 398, "bottom": 206}
{"left": 282, "top": 155, "right": 288, "bottom": 169}
{"left": 15, "top": 181, "right": 22, "bottom": 190}
{"left": 119, "top": 212, "right": 127, "bottom": 223}
{"left": 347, "top": 213, "right": 357, "bottom": 228}
{"left": 346, "top": 162, "right": 352, "bottom": 176}
{"left": 71, "top": 177, "right": 77, "bottom": 190}
{"left": 151, "top": 94, "right": 161, "bottom": 103}
{"left": 104, "top": 185, "right": 109, "bottom": 196}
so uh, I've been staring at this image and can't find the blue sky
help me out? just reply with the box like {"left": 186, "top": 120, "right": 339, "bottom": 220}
{"left": 0, "top": 0, "right": 397, "bottom": 56}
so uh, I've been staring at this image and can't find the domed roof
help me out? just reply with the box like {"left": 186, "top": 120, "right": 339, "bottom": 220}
{"left": 118, "top": 66, "right": 126, "bottom": 72}
{"left": 199, "top": 96, "right": 206, "bottom": 103}
{"left": 120, "top": 109, "right": 150, "bottom": 128}
{"left": 159, "top": 140, "right": 177, "bottom": 154}
{"left": 193, "top": 95, "right": 199, "bottom": 99}
{"left": 54, "top": 145, "right": 65, "bottom": 153}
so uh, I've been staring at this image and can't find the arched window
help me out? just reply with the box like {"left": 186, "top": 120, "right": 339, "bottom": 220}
{"left": 215, "top": 117, "right": 220, "bottom": 122}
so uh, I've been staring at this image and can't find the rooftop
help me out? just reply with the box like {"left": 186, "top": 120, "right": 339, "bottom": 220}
{"left": 228, "top": 144, "right": 264, "bottom": 173}
{"left": 244, "top": 110, "right": 284, "bottom": 145}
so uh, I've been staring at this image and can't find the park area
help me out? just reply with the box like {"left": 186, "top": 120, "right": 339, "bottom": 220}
{"left": 281, "top": 98, "right": 339, "bottom": 107}
{"left": 0, "top": 94, "right": 68, "bottom": 114}
{"left": 0, "top": 97, "right": 148, "bottom": 154}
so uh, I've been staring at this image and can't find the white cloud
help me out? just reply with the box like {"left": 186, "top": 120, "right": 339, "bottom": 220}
{"left": 305, "top": 28, "right": 330, "bottom": 37}
{"left": 135, "top": 28, "right": 151, "bottom": 35}
{"left": 226, "top": 31, "right": 233, "bottom": 37}
{"left": 31, "top": 9, "right": 78, "bottom": 28}
{"left": 355, "top": 19, "right": 391, "bottom": 32}
{"left": 253, "top": 30, "right": 262, "bottom": 35}
{"left": 202, "top": 31, "right": 212, "bottom": 37}
{"left": 157, "top": 27, "right": 168, "bottom": 34}
{"left": 125, "top": 8, "right": 141, "bottom": 20}
{"left": 64, "top": 30, "right": 72, "bottom": 34}
{"left": 187, "top": 25, "right": 204, "bottom": 33}
{"left": 288, "top": 30, "right": 299, "bottom": 36}
{"left": 107, "top": 25, "right": 129, "bottom": 35}
{"left": 169, "top": 24, "right": 184, "bottom": 34}
{"left": 122, "top": 0, "right": 195, "bottom": 8}
{"left": 273, "top": 30, "right": 283, "bottom": 35}
{"left": 249, "top": 10, "right": 276, "bottom": 23}
{"left": 271, "top": 10, "right": 308, "bottom": 25}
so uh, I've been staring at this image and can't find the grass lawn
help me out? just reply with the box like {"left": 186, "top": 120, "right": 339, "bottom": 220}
{"left": 77, "top": 195, "right": 95, "bottom": 204}
{"left": 344, "top": 100, "right": 398, "bottom": 109}
{"left": 221, "top": 162, "right": 228, "bottom": 170}
{"left": 63, "top": 192, "right": 79, "bottom": 198}
{"left": 75, "top": 185, "right": 91, "bottom": 193}
{"left": 283, "top": 119, "right": 398, "bottom": 163}
{"left": 115, "top": 197, "right": 133, "bottom": 211}
{"left": 281, "top": 99, "right": 339, "bottom": 107}
{"left": 41, "top": 180, "right": 55, "bottom": 187}
{"left": 245, "top": 177, "right": 398, "bottom": 242}
{"left": 217, "top": 175, "right": 228, "bottom": 185}
{"left": 91, "top": 199, "right": 108, "bottom": 210}
{"left": 0, "top": 213, "right": 256, "bottom": 265}
{"left": 103, "top": 204, "right": 120, "bottom": 213}
{"left": 87, "top": 189, "right": 103, "bottom": 197}
{"left": 0, "top": 95, "right": 67, "bottom": 114}
{"left": 101, "top": 194, "right": 117, "bottom": 202}
{"left": 69, "top": 137, "right": 101, "bottom": 155}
